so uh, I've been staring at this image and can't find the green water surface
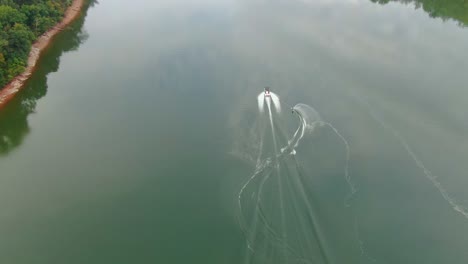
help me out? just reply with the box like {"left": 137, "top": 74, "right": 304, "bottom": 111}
{"left": 1, "top": 0, "right": 468, "bottom": 263}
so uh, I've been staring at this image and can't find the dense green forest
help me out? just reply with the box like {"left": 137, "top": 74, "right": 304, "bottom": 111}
{"left": 370, "top": 0, "right": 468, "bottom": 26}
{"left": 0, "top": 0, "right": 71, "bottom": 87}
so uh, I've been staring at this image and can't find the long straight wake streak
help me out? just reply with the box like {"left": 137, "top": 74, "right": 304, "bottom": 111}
{"left": 238, "top": 91, "right": 359, "bottom": 264}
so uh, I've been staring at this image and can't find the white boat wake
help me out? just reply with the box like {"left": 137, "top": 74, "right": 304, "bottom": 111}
{"left": 353, "top": 96, "right": 468, "bottom": 219}
{"left": 257, "top": 90, "right": 281, "bottom": 114}
{"left": 236, "top": 86, "right": 467, "bottom": 264}
{"left": 237, "top": 92, "right": 361, "bottom": 264}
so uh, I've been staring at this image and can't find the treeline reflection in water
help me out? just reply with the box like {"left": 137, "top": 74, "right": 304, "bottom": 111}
{"left": 370, "top": 0, "right": 468, "bottom": 26}
{"left": 0, "top": 0, "right": 97, "bottom": 155}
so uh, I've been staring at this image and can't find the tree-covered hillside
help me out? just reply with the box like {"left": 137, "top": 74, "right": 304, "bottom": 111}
{"left": 0, "top": 0, "right": 72, "bottom": 87}
{"left": 370, "top": 0, "right": 468, "bottom": 27}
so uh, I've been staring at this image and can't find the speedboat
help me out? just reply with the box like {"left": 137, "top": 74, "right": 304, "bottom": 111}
{"left": 264, "top": 87, "right": 271, "bottom": 98}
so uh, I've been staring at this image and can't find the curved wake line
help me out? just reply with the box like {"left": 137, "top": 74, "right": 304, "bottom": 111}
{"left": 357, "top": 98, "right": 468, "bottom": 219}
{"left": 237, "top": 160, "right": 274, "bottom": 258}
{"left": 238, "top": 98, "right": 292, "bottom": 258}
{"left": 322, "top": 122, "right": 357, "bottom": 205}
{"left": 291, "top": 104, "right": 357, "bottom": 202}
{"left": 238, "top": 97, "right": 364, "bottom": 263}
{"left": 237, "top": 103, "right": 327, "bottom": 263}
{"left": 238, "top": 101, "right": 358, "bottom": 264}
{"left": 239, "top": 161, "right": 309, "bottom": 262}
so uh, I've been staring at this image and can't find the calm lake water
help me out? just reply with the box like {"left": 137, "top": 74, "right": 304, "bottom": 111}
{"left": 1, "top": 0, "right": 468, "bottom": 263}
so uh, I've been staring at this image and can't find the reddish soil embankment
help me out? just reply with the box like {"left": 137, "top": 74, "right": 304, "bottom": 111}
{"left": 0, "top": 0, "right": 84, "bottom": 110}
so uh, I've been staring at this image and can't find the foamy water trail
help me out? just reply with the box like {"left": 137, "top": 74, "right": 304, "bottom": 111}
{"left": 282, "top": 104, "right": 320, "bottom": 154}
{"left": 238, "top": 158, "right": 275, "bottom": 261}
{"left": 239, "top": 98, "right": 286, "bottom": 263}
{"left": 238, "top": 93, "right": 364, "bottom": 263}
{"left": 285, "top": 113, "right": 306, "bottom": 153}
{"left": 267, "top": 97, "right": 290, "bottom": 263}
{"left": 257, "top": 93, "right": 265, "bottom": 113}
{"left": 322, "top": 122, "right": 357, "bottom": 205}
{"left": 398, "top": 132, "right": 468, "bottom": 218}
{"left": 271, "top": 92, "right": 281, "bottom": 113}
{"left": 356, "top": 97, "right": 468, "bottom": 219}
{"left": 266, "top": 99, "right": 279, "bottom": 156}
{"left": 290, "top": 104, "right": 356, "bottom": 200}
{"left": 258, "top": 91, "right": 281, "bottom": 113}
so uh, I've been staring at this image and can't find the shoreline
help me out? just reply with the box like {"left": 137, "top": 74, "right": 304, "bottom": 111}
{"left": 0, "top": 0, "right": 85, "bottom": 110}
